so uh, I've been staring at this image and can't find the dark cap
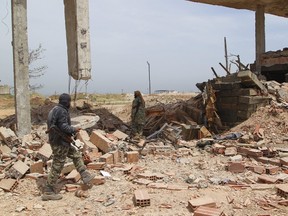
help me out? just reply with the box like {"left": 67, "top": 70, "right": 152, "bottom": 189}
{"left": 59, "top": 93, "right": 71, "bottom": 108}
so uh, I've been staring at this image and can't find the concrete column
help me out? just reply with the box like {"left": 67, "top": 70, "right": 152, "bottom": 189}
{"left": 64, "top": 0, "right": 91, "bottom": 80}
{"left": 255, "top": 5, "right": 266, "bottom": 75}
{"left": 11, "top": 0, "right": 31, "bottom": 137}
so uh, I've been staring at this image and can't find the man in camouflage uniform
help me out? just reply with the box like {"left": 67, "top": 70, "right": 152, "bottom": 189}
{"left": 131, "top": 90, "right": 146, "bottom": 137}
{"left": 42, "top": 93, "right": 95, "bottom": 201}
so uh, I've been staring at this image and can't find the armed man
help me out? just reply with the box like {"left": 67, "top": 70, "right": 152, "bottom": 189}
{"left": 42, "top": 93, "right": 95, "bottom": 201}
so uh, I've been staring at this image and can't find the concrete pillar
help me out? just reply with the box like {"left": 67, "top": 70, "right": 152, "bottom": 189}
{"left": 11, "top": 0, "right": 31, "bottom": 137}
{"left": 64, "top": 0, "right": 91, "bottom": 80}
{"left": 255, "top": 5, "right": 266, "bottom": 75}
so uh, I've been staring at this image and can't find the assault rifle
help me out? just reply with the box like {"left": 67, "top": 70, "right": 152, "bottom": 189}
{"left": 45, "top": 125, "right": 84, "bottom": 151}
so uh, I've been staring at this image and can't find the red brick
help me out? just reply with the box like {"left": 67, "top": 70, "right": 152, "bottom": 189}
{"left": 256, "top": 156, "right": 269, "bottom": 164}
{"left": 0, "top": 145, "right": 11, "bottom": 154}
{"left": 36, "top": 143, "right": 52, "bottom": 162}
{"left": 227, "top": 162, "right": 245, "bottom": 173}
{"left": 147, "top": 182, "right": 168, "bottom": 189}
{"left": 258, "top": 174, "right": 279, "bottom": 184}
{"left": 252, "top": 166, "right": 266, "bottom": 174}
{"left": 91, "top": 176, "right": 105, "bottom": 185}
{"left": 106, "top": 133, "right": 118, "bottom": 141}
{"left": 112, "top": 130, "right": 128, "bottom": 140}
{"left": 126, "top": 151, "right": 139, "bottom": 163}
{"left": 61, "top": 162, "right": 75, "bottom": 175}
{"left": 212, "top": 143, "right": 225, "bottom": 154}
{"left": 246, "top": 149, "right": 263, "bottom": 157}
{"left": 9, "top": 160, "right": 29, "bottom": 179}
{"left": 265, "top": 166, "right": 279, "bottom": 175}
{"left": 87, "top": 162, "right": 106, "bottom": 170}
{"left": 65, "top": 184, "right": 81, "bottom": 192}
{"left": 89, "top": 130, "right": 112, "bottom": 153}
{"left": 77, "top": 130, "right": 98, "bottom": 151}
{"left": 30, "top": 160, "right": 44, "bottom": 174}
{"left": 134, "top": 190, "right": 150, "bottom": 207}
{"left": 268, "top": 158, "right": 281, "bottom": 166}
{"left": 194, "top": 206, "right": 224, "bottom": 216}
{"left": 99, "top": 153, "right": 113, "bottom": 164}
{"left": 237, "top": 147, "right": 249, "bottom": 156}
{"left": 87, "top": 149, "right": 102, "bottom": 161}
{"left": 110, "top": 150, "right": 120, "bottom": 164}
{"left": 280, "top": 157, "right": 288, "bottom": 166}
{"left": 188, "top": 197, "right": 216, "bottom": 211}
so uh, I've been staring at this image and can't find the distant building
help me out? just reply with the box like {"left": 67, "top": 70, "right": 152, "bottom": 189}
{"left": 0, "top": 85, "right": 11, "bottom": 95}
{"left": 154, "top": 90, "right": 177, "bottom": 94}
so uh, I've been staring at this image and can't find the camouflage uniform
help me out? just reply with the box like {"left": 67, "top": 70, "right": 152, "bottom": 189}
{"left": 131, "top": 95, "right": 146, "bottom": 136}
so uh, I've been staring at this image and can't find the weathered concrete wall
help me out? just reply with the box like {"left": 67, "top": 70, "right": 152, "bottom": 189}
{"left": 64, "top": 0, "right": 91, "bottom": 80}
{"left": 11, "top": 0, "right": 31, "bottom": 137}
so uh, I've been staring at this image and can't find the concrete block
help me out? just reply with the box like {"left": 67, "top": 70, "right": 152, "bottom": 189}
{"left": 227, "top": 162, "right": 245, "bottom": 173}
{"left": 9, "top": 160, "right": 29, "bottom": 179}
{"left": 91, "top": 176, "right": 105, "bottom": 185}
{"left": 0, "top": 179, "right": 18, "bottom": 191}
{"left": 194, "top": 206, "right": 224, "bottom": 216}
{"left": 87, "top": 162, "right": 106, "bottom": 170}
{"left": 134, "top": 190, "right": 150, "bottom": 207}
{"left": 112, "top": 130, "right": 128, "bottom": 140}
{"left": 126, "top": 151, "right": 139, "bottom": 163}
{"left": 0, "top": 127, "right": 18, "bottom": 147}
{"left": 36, "top": 143, "right": 52, "bottom": 162}
{"left": 99, "top": 153, "right": 113, "bottom": 164}
{"left": 90, "top": 130, "right": 112, "bottom": 153}
{"left": 30, "top": 160, "right": 44, "bottom": 174}
{"left": 188, "top": 197, "right": 216, "bottom": 211}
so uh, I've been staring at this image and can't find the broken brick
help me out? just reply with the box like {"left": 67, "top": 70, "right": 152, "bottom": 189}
{"left": 280, "top": 157, "right": 288, "bottom": 166}
{"left": 227, "top": 162, "right": 245, "bottom": 173}
{"left": 251, "top": 166, "right": 266, "bottom": 174}
{"left": 126, "top": 151, "right": 139, "bottom": 163}
{"left": 147, "top": 182, "right": 168, "bottom": 189}
{"left": 224, "top": 147, "right": 237, "bottom": 156}
{"left": 89, "top": 130, "right": 112, "bottom": 153}
{"left": 188, "top": 197, "right": 216, "bottom": 211}
{"left": 258, "top": 174, "right": 279, "bottom": 184}
{"left": 133, "top": 178, "right": 153, "bottom": 185}
{"left": 0, "top": 145, "right": 11, "bottom": 154}
{"left": 194, "top": 206, "right": 224, "bottom": 216}
{"left": 99, "top": 153, "right": 113, "bottom": 164}
{"left": 246, "top": 149, "right": 263, "bottom": 157}
{"left": 65, "top": 169, "right": 81, "bottom": 183}
{"left": 77, "top": 129, "right": 98, "bottom": 152}
{"left": 265, "top": 166, "right": 279, "bottom": 175}
{"left": 134, "top": 189, "right": 150, "bottom": 207}
{"left": 87, "top": 162, "right": 106, "bottom": 170}
{"left": 112, "top": 130, "right": 128, "bottom": 140}
{"left": 61, "top": 162, "right": 75, "bottom": 175}
{"left": 30, "top": 160, "right": 44, "bottom": 174}
{"left": 36, "top": 143, "right": 52, "bottom": 162}
{"left": 65, "top": 184, "right": 81, "bottom": 192}
{"left": 212, "top": 143, "right": 225, "bottom": 154}
{"left": 110, "top": 150, "right": 120, "bottom": 164}
{"left": 276, "top": 184, "right": 288, "bottom": 199}
{"left": 91, "top": 176, "right": 105, "bottom": 185}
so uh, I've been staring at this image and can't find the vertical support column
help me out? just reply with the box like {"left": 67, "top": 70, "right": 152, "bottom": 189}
{"left": 255, "top": 5, "right": 265, "bottom": 75}
{"left": 64, "top": 0, "right": 91, "bottom": 80}
{"left": 11, "top": 0, "right": 31, "bottom": 137}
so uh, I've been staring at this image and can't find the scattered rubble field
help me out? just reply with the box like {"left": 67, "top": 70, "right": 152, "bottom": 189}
{"left": 0, "top": 90, "right": 288, "bottom": 216}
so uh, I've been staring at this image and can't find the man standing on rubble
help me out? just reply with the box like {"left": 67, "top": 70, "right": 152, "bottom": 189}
{"left": 131, "top": 90, "right": 146, "bottom": 138}
{"left": 42, "top": 93, "right": 95, "bottom": 201}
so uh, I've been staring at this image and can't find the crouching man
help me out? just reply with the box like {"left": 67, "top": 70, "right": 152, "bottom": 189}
{"left": 42, "top": 93, "right": 95, "bottom": 201}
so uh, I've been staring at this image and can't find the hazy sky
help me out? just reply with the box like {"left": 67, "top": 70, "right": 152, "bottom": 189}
{"left": 1, "top": 0, "right": 288, "bottom": 95}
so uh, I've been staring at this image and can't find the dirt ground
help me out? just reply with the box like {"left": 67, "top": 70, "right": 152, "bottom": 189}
{"left": 0, "top": 93, "right": 287, "bottom": 216}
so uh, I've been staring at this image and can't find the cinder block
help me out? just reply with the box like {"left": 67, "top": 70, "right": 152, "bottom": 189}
{"left": 0, "top": 179, "right": 18, "bottom": 191}
{"left": 65, "top": 169, "right": 81, "bottom": 182}
{"left": 126, "top": 151, "right": 139, "bottom": 163}
{"left": 90, "top": 130, "right": 112, "bottom": 153}
{"left": 134, "top": 189, "right": 150, "bottom": 207}
{"left": 87, "top": 162, "right": 106, "bottom": 170}
{"left": 9, "top": 160, "right": 29, "bottom": 179}
{"left": 36, "top": 143, "right": 52, "bottom": 162}
{"left": 194, "top": 206, "right": 224, "bottom": 216}
{"left": 91, "top": 176, "right": 105, "bottom": 185}
{"left": 276, "top": 184, "right": 288, "bottom": 199}
{"left": 227, "top": 162, "right": 245, "bottom": 173}
{"left": 30, "top": 160, "right": 44, "bottom": 174}
{"left": 0, "top": 127, "right": 18, "bottom": 147}
{"left": 99, "top": 153, "right": 113, "bottom": 164}
{"left": 188, "top": 197, "right": 216, "bottom": 211}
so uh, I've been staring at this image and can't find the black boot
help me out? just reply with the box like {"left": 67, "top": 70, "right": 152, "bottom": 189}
{"left": 80, "top": 170, "right": 95, "bottom": 184}
{"left": 42, "top": 185, "right": 63, "bottom": 201}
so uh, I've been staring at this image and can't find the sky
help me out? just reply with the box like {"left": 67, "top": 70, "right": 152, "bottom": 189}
{"left": 0, "top": 0, "right": 288, "bottom": 95}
